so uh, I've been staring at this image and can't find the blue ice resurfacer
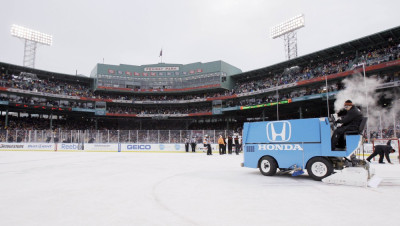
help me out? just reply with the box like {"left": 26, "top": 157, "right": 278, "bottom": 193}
{"left": 242, "top": 117, "right": 368, "bottom": 181}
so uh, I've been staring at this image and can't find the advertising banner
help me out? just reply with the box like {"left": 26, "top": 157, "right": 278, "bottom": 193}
{"left": 84, "top": 143, "right": 119, "bottom": 152}
{"left": 120, "top": 143, "right": 186, "bottom": 152}
{"left": 0, "top": 143, "right": 220, "bottom": 153}
{"left": 0, "top": 143, "right": 54, "bottom": 151}
{"left": 56, "top": 143, "right": 85, "bottom": 151}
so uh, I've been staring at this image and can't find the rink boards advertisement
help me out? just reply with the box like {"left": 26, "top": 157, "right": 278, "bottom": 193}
{"left": 121, "top": 143, "right": 184, "bottom": 152}
{"left": 0, "top": 143, "right": 55, "bottom": 151}
{"left": 0, "top": 143, "right": 209, "bottom": 152}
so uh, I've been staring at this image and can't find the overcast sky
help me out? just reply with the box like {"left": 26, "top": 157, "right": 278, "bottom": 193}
{"left": 1, "top": 0, "right": 399, "bottom": 76}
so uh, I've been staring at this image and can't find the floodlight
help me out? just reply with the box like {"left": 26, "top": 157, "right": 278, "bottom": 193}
{"left": 270, "top": 14, "right": 305, "bottom": 60}
{"left": 11, "top": 24, "right": 52, "bottom": 45}
{"left": 270, "top": 14, "right": 305, "bottom": 39}
{"left": 11, "top": 24, "right": 53, "bottom": 68}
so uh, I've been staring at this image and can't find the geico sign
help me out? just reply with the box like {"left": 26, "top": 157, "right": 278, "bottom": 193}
{"left": 258, "top": 144, "right": 303, "bottom": 151}
{"left": 61, "top": 144, "right": 79, "bottom": 149}
{"left": 127, "top": 144, "right": 151, "bottom": 150}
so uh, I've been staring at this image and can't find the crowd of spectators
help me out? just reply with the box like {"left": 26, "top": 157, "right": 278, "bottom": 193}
{"left": 100, "top": 90, "right": 234, "bottom": 102}
{"left": 0, "top": 41, "right": 399, "bottom": 133}
{"left": 0, "top": 115, "right": 241, "bottom": 143}
{"left": 232, "top": 43, "right": 400, "bottom": 95}
{"left": 1, "top": 112, "right": 398, "bottom": 143}
{"left": 3, "top": 95, "right": 94, "bottom": 109}
{"left": 226, "top": 82, "right": 342, "bottom": 107}
{"left": 0, "top": 116, "right": 95, "bottom": 131}
{"left": 369, "top": 124, "right": 400, "bottom": 139}
{"left": 0, "top": 42, "right": 398, "bottom": 105}
{"left": 0, "top": 73, "right": 93, "bottom": 98}
{"left": 188, "top": 121, "right": 242, "bottom": 131}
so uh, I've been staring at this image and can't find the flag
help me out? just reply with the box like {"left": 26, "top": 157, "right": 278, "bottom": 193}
{"left": 159, "top": 49, "right": 163, "bottom": 57}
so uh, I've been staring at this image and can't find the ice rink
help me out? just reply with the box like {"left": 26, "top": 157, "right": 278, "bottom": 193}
{"left": 0, "top": 151, "right": 399, "bottom": 226}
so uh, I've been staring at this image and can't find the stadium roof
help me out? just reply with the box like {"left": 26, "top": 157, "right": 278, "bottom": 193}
{"left": 0, "top": 61, "right": 92, "bottom": 83}
{"left": 233, "top": 25, "right": 400, "bottom": 81}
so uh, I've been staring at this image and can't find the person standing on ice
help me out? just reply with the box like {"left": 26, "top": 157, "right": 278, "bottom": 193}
{"left": 366, "top": 140, "right": 395, "bottom": 164}
{"left": 204, "top": 134, "right": 212, "bottom": 155}
{"left": 331, "top": 100, "right": 363, "bottom": 150}
{"left": 233, "top": 132, "right": 240, "bottom": 155}
{"left": 190, "top": 136, "right": 197, "bottom": 152}
{"left": 184, "top": 136, "right": 190, "bottom": 152}
{"left": 227, "top": 135, "right": 233, "bottom": 154}
{"left": 218, "top": 135, "right": 225, "bottom": 155}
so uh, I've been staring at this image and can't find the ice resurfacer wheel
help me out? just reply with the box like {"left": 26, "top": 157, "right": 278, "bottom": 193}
{"left": 259, "top": 156, "right": 277, "bottom": 176}
{"left": 307, "top": 157, "right": 333, "bottom": 181}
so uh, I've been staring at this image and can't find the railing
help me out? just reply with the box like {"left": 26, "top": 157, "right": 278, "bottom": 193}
{"left": 0, "top": 130, "right": 235, "bottom": 144}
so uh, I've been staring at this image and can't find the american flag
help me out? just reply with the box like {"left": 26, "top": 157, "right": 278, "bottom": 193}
{"left": 159, "top": 49, "right": 163, "bottom": 57}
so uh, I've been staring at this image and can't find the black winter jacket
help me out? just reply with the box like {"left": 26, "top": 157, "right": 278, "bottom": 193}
{"left": 338, "top": 106, "right": 363, "bottom": 130}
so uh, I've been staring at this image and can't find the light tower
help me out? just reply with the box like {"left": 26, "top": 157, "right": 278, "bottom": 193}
{"left": 270, "top": 14, "right": 305, "bottom": 60}
{"left": 11, "top": 24, "right": 53, "bottom": 68}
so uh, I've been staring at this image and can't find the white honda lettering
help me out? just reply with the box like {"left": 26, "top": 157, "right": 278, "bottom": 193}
{"left": 258, "top": 144, "right": 303, "bottom": 151}
{"left": 293, "top": 144, "right": 303, "bottom": 150}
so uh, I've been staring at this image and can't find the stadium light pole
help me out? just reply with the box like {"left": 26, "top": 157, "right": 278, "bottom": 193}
{"left": 379, "top": 113, "right": 382, "bottom": 139}
{"left": 11, "top": 24, "right": 53, "bottom": 68}
{"left": 276, "top": 88, "right": 279, "bottom": 120}
{"left": 325, "top": 76, "right": 330, "bottom": 117}
{"left": 270, "top": 14, "right": 305, "bottom": 60}
{"left": 361, "top": 63, "right": 370, "bottom": 143}
{"left": 393, "top": 101, "right": 396, "bottom": 139}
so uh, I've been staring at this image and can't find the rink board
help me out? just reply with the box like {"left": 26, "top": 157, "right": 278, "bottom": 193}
{"left": 0, "top": 142, "right": 220, "bottom": 153}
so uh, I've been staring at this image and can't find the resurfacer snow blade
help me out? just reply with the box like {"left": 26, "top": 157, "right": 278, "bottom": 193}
{"left": 322, "top": 168, "right": 369, "bottom": 187}
{"left": 367, "top": 176, "right": 382, "bottom": 188}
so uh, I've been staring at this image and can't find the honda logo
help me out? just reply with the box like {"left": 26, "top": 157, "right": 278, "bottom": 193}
{"left": 266, "top": 121, "right": 291, "bottom": 142}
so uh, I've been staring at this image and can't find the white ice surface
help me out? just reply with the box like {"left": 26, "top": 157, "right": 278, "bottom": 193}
{"left": 0, "top": 151, "right": 399, "bottom": 226}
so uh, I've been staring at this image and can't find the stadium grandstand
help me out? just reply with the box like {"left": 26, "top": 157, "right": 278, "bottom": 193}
{"left": 0, "top": 26, "right": 400, "bottom": 145}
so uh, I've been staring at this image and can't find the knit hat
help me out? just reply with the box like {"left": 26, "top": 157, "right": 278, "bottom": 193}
{"left": 344, "top": 100, "right": 353, "bottom": 106}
